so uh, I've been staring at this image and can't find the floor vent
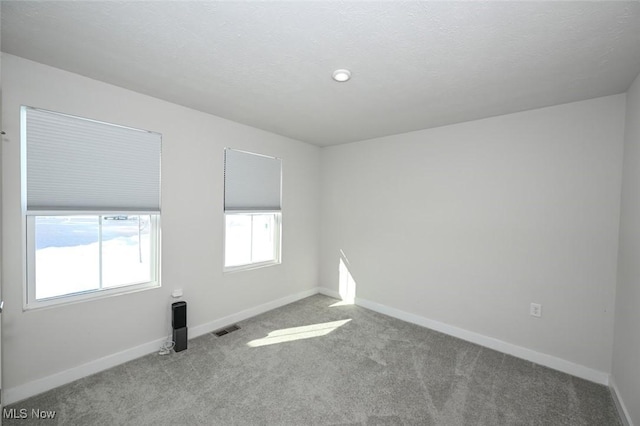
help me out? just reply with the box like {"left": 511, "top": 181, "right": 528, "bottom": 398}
{"left": 213, "top": 324, "right": 240, "bottom": 337}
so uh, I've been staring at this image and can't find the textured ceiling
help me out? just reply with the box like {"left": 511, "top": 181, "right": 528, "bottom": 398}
{"left": 2, "top": 1, "right": 640, "bottom": 146}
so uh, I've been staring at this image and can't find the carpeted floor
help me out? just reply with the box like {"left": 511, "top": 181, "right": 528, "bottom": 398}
{"left": 4, "top": 294, "right": 622, "bottom": 425}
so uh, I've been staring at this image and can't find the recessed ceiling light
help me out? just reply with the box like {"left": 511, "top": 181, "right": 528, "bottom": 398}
{"left": 332, "top": 69, "right": 351, "bottom": 82}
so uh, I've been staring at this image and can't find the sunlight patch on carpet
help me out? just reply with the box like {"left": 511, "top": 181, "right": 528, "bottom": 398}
{"left": 247, "top": 319, "right": 352, "bottom": 347}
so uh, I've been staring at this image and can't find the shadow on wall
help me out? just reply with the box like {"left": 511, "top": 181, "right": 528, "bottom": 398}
{"left": 332, "top": 249, "right": 357, "bottom": 307}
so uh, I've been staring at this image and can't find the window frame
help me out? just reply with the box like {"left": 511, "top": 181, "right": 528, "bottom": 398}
{"left": 223, "top": 210, "right": 282, "bottom": 273}
{"left": 21, "top": 105, "right": 162, "bottom": 310}
{"left": 24, "top": 212, "right": 161, "bottom": 310}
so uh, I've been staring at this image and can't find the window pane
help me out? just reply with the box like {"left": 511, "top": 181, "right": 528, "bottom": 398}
{"left": 102, "top": 215, "right": 152, "bottom": 288}
{"left": 225, "top": 214, "right": 252, "bottom": 267}
{"left": 34, "top": 216, "right": 99, "bottom": 299}
{"left": 251, "top": 214, "right": 275, "bottom": 262}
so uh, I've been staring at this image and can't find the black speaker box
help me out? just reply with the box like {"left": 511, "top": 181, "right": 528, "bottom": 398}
{"left": 173, "top": 326, "right": 187, "bottom": 352}
{"left": 172, "top": 301, "right": 187, "bottom": 352}
{"left": 172, "top": 301, "right": 187, "bottom": 329}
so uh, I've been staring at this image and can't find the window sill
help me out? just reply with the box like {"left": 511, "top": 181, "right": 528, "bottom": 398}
{"left": 223, "top": 260, "right": 281, "bottom": 274}
{"left": 24, "top": 281, "right": 161, "bottom": 311}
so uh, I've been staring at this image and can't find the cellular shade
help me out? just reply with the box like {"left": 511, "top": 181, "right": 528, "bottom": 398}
{"left": 25, "top": 107, "right": 161, "bottom": 212}
{"left": 224, "top": 148, "right": 282, "bottom": 211}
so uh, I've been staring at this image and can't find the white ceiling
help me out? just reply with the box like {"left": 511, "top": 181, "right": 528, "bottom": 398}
{"left": 2, "top": 1, "right": 640, "bottom": 147}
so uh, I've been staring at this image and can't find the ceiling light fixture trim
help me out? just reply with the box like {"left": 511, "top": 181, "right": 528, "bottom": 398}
{"left": 332, "top": 69, "right": 351, "bottom": 82}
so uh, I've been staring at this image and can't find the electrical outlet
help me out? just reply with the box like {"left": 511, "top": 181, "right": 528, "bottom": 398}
{"left": 530, "top": 303, "right": 542, "bottom": 318}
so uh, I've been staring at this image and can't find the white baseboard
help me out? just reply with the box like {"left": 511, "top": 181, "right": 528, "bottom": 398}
{"left": 610, "top": 376, "right": 634, "bottom": 426}
{"left": 4, "top": 287, "right": 613, "bottom": 406}
{"left": 3, "top": 287, "right": 320, "bottom": 405}
{"left": 317, "top": 287, "right": 340, "bottom": 299}
{"left": 189, "top": 287, "right": 319, "bottom": 339}
{"left": 3, "top": 336, "right": 167, "bottom": 405}
{"left": 353, "top": 295, "right": 610, "bottom": 385}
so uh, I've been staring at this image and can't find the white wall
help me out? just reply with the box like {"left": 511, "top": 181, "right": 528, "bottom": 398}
{"left": 1, "top": 54, "right": 320, "bottom": 400}
{"left": 613, "top": 71, "right": 640, "bottom": 425}
{"left": 320, "top": 95, "right": 626, "bottom": 376}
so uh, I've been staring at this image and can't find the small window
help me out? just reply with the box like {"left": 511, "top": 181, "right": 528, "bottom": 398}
{"left": 22, "top": 106, "right": 161, "bottom": 308}
{"left": 224, "top": 212, "right": 281, "bottom": 270}
{"left": 224, "top": 148, "right": 282, "bottom": 271}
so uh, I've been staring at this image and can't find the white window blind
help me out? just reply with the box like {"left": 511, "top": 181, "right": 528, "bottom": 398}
{"left": 224, "top": 148, "right": 282, "bottom": 211}
{"left": 24, "top": 107, "right": 161, "bottom": 212}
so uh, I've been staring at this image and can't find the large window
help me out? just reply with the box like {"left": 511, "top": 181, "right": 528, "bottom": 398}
{"left": 224, "top": 148, "right": 282, "bottom": 271}
{"left": 23, "top": 107, "right": 161, "bottom": 308}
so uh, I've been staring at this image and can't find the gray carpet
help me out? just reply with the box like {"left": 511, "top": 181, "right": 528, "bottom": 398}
{"left": 4, "top": 294, "right": 622, "bottom": 425}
